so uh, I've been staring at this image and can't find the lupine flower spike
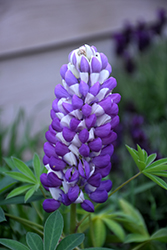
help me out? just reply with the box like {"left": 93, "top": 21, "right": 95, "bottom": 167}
{"left": 40, "top": 44, "right": 121, "bottom": 213}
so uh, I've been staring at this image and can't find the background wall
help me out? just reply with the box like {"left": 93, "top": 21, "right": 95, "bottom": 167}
{"left": 0, "top": 0, "right": 167, "bottom": 134}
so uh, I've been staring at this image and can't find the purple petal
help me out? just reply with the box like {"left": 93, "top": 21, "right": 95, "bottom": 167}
{"left": 65, "top": 167, "right": 79, "bottom": 182}
{"left": 89, "top": 82, "right": 100, "bottom": 96}
{"left": 43, "top": 155, "right": 49, "bottom": 165}
{"left": 91, "top": 57, "right": 102, "bottom": 73}
{"left": 105, "top": 63, "right": 112, "bottom": 74}
{"left": 54, "top": 84, "right": 70, "bottom": 99}
{"left": 70, "top": 118, "right": 80, "bottom": 131}
{"left": 78, "top": 160, "right": 90, "bottom": 179}
{"left": 92, "top": 154, "right": 110, "bottom": 168}
{"left": 43, "top": 199, "right": 61, "bottom": 213}
{"left": 44, "top": 142, "right": 57, "bottom": 158}
{"left": 48, "top": 172, "right": 62, "bottom": 187}
{"left": 52, "top": 99, "right": 59, "bottom": 112}
{"left": 100, "top": 144, "right": 114, "bottom": 156}
{"left": 88, "top": 173, "right": 102, "bottom": 187}
{"left": 80, "top": 56, "right": 90, "bottom": 72}
{"left": 99, "top": 180, "right": 112, "bottom": 192}
{"left": 45, "top": 131, "right": 57, "bottom": 144}
{"left": 85, "top": 114, "right": 96, "bottom": 129}
{"left": 101, "top": 77, "right": 117, "bottom": 90}
{"left": 111, "top": 93, "right": 121, "bottom": 104}
{"left": 72, "top": 95, "right": 83, "bottom": 109}
{"left": 52, "top": 117, "right": 62, "bottom": 132}
{"left": 100, "top": 53, "right": 108, "bottom": 69}
{"left": 68, "top": 185, "right": 80, "bottom": 202}
{"left": 95, "top": 162, "right": 112, "bottom": 178}
{"left": 109, "top": 103, "right": 119, "bottom": 115}
{"left": 99, "top": 97, "right": 112, "bottom": 114}
{"left": 89, "top": 189, "right": 108, "bottom": 203}
{"left": 65, "top": 70, "right": 78, "bottom": 86}
{"left": 81, "top": 200, "right": 94, "bottom": 212}
{"left": 79, "top": 128, "right": 89, "bottom": 143}
{"left": 62, "top": 193, "right": 72, "bottom": 206}
{"left": 55, "top": 141, "right": 69, "bottom": 156}
{"left": 60, "top": 64, "right": 68, "bottom": 79}
{"left": 110, "top": 116, "right": 120, "bottom": 129}
{"left": 49, "top": 156, "right": 66, "bottom": 171}
{"left": 88, "top": 138, "right": 102, "bottom": 152}
{"left": 101, "top": 132, "right": 117, "bottom": 145}
{"left": 91, "top": 45, "right": 97, "bottom": 52}
{"left": 79, "top": 144, "right": 90, "bottom": 157}
{"left": 95, "top": 123, "right": 111, "bottom": 138}
{"left": 82, "top": 104, "right": 92, "bottom": 117}
{"left": 62, "top": 103, "right": 73, "bottom": 113}
{"left": 50, "top": 109, "right": 56, "bottom": 120}
{"left": 63, "top": 127, "right": 75, "bottom": 142}
{"left": 79, "top": 80, "right": 89, "bottom": 97}
{"left": 40, "top": 173, "right": 48, "bottom": 187}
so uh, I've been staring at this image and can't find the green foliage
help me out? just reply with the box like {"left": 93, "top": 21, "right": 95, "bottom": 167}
{"left": 4, "top": 154, "right": 43, "bottom": 202}
{"left": 0, "top": 207, "right": 6, "bottom": 223}
{"left": 0, "top": 210, "right": 85, "bottom": 250}
{"left": 126, "top": 145, "right": 167, "bottom": 190}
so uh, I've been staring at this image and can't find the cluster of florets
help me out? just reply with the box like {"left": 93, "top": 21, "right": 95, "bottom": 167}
{"left": 40, "top": 44, "right": 121, "bottom": 212}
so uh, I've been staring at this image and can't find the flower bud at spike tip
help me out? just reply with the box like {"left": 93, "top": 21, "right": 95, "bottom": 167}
{"left": 41, "top": 44, "right": 120, "bottom": 212}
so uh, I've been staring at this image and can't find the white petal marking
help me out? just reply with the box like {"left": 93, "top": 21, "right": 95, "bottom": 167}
{"left": 90, "top": 73, "right": 99, "bottom": 86}
{"left": 63, "top": 152, "right": 77, "bottom": 166}
{"left": 96, "top": 114, "right": 111, "bottom": 126}
{"left": 91, "top": 103, "right": 104, "bottom": 116}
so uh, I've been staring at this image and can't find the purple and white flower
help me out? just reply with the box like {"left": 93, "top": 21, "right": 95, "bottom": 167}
{"left": 41, "top": 44, "right": 121, "bottom": 213}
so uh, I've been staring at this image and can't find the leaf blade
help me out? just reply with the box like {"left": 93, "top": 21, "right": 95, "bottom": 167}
{"left": 26, "top": 232, "right": 43, "bottom": 250}
{"left": 33, "top": 153, "right": 41, "bottom": 181}
{"left": 44, "top": 210, "right": 63, "bottom": 250}
{"left": 5, "top": 172, "right": 36, "bottom": 184}
{"left": 0, "top": 239, "right": 29, "bottom": 250}
{"left": 56, "top": 233, "right": 84, "bottom": 250}
{"left": 6, "top": 184, "right": 33, "bottom": 199}
{"left": 12, "top": 157, "right": 36, "bottom": 181}
{"left": 0, "top": 207, "right": 6, "bottom": 222}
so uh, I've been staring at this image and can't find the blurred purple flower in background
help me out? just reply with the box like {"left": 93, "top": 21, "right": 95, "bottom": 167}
{"left": 41, "top": 44, "right": 121, "bottom": 212}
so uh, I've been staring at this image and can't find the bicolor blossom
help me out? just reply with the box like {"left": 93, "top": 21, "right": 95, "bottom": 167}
{"left": 40, "top": 44, "right": 121, "bottom": 213}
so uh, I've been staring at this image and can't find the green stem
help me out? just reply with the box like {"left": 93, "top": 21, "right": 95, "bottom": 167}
{"left": 31, "top": 202, "right": 43, "bottom": 221}
{"left": 40, "top": 186, "right": 47, "bottom": 199}
{"left": 89, "top": 214, "right": 96, "bottom": 247}
{"left": 5, "top": 213, "right": 43, "bottom": 230}
{"left": 70, "top": 203, "right": 77, "bottom": 234}
{"left": 77, "top": 171, "right": 141, "bottom": 229}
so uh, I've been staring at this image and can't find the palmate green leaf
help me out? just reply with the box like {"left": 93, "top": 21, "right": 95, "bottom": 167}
{"left": 26, "top": 232, "right": 43, "bottom": 250}
{"left": 102, "top": 218, "right": 125, "bottom": 241}
{"left": 151, "top": 228, "right": 167, "bottom": 243}
{"left": 44, "top": 210, "right": 64, "bottom": 250}
{"left": 146, "top": 153, "right": 157, "bottom": 167}
{"left": 0, "top": 194, "right": 43, "bottom": 205}
{"left": 3, "top": 157, "right": 16, "bottom": 169}
{"left": 143, "top": 173, "right": 167, "bottom": 190}
{"left": 144, "top": 164, "right": 167, "bottom": 173}
{"left": 33, "top": 153, "right": 41, "bottom": 181}
{"left": 12, "top": 157, "right": 36, "bottom": 182}
{"left": 119, "top": 199, "right": 148, "bottom": 235}
{"left": 124, "top": 233, "right": 150, "bottom": 243}
{"left": 6, "top": 184, "right": 33, "bottom": 199}
{"left": 56, "top": 233, "right": 84, "bottom": 250}
{"left": 0, "top": 207, "right": 6, "bottom": 222}
{"left": 93, "top": 218, "right": 106, "bottom": 247}
{"left": 145, "top": 158, "right": 167, "bottom": 171}
{"left": 147, "top": 171, "right": 167, "bottom": 177}
{"left": 0, "top": 176, "right": 16, "bottom": 194}
{"left": 126, "top": 145, "right": 141, "bottom": 169}
{"left": 137, "top": 145, "right": 146, "bottom": 163}
{"left": 0, "top": 239, "right": 29, "bottom": 250}
{"left": 25, "top": 184, "right": 40, "bottom": 202}
{"left": 5, "top": 172, "right": 36, "bottom": 184}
